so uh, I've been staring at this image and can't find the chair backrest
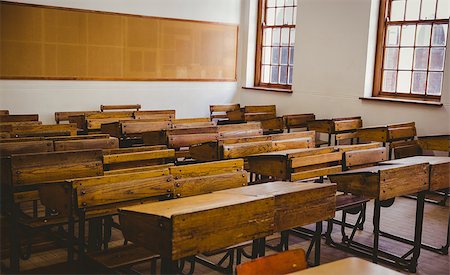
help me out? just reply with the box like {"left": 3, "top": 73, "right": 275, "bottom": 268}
{"left": 103, "top": 146, "right": 174, "bottom": 171}
{"left": 387, "top": 122, "right": 416, "bottom": 142}
{"left": 101, "top": 104, "right": 141, "bottom": 112}
{"left": 54, "top": 137, "right": 119, "bottom": 151}
{"left": 133, "top": 110, "right": 175, "bottom": 120}
{"left": 0, "top": 110, "right": 9, "bottom": 115}
{"left": 244, "top": 105, "right": 277, "bottom": 121}
{"left": 218, "top": 122, "right": 263, "bottom": 139}
{"left": 418, "top": 134, "right": 450, "bottom": 153}
{"left": 55, "top": 111, "right": 99, "bottom": 124}
{"left": 283, "top": 113, "right": 315, "bottom": 131}
{"left": 391, "top": 140, "right": 423, "bottom": 159}
{"left": 0, "top": 114, "right": 39, "bottom": 123}
{"left": 343, "top": 147, "right": 388, "bottom": 170}
{"left": 166, "top": 126, "right": 219, "bottom": 149}
{"left": 210, "top": 104, "right": 241, "bottom": 121}
{"left": 9, "top": 124, "right": 78, "bottom": 137}
{"left": 236, "top": 249, "right": 307, "bottom": 275}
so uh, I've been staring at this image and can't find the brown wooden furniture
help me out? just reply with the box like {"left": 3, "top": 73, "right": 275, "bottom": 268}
{"left": 307, "top": 116, "right": 362, "bottom": 146}
{"left": 418, "top": 135, "right": 450, "bottom": 154}
{"left": 283, "top": 114, "right": 316, "bottom": 133}
{"left": 226, "top": 105, "right": 283, "bottom": 134}
{"left": 101, "top": 104, "right": 141, "bottom": 112}
{"left": 292, "top": 257, "right": 402, "bottom": 275}
{"left": 190, "top": 131, "right": 315, "bottom": 162}
{"left": 55, "top": 111, "right": 99, "bottom": 124}
{"left": 218, "top": 122, "right": 264, "bottom": 139}
{"left": 210, "top": 104, "right": 241, "bottom": 122}
{"left": 119, "top": 181, "right": 336, "bottom": 273}
{"left": 0, "top": 110, "right": 9, "bottom": 115}
{"left": 236, "top": 249, "right": 307, "bottom": 275}
{"left": 0, "top": 114, "right": 39, "bottom": 123}
{"left": 103, "top": 146, "right": 175, "bottom": 171}
{"left": 3, "top": 124, "right": 78, "bottom": 138}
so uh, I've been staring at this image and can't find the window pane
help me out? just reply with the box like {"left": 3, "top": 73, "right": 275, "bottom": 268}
{"left": 398, "top": 48, "right": 414, "bottom": 70}
{"left": 285, "top": 7, "right": 294, "bottom": 25}
{"left": 436, "top": 0, "right": 450, "bottom": 19}
{"left": 382, "top": 70, "right": 397, "bottom": 92}
{"left": 281, "top": 28, "right": 289, "bottom": 46}
{"left": 285, "top": 0, "right": 294, "bottom": 6}
{"left": 280, "top": 66, "right": 288, "bottom": 84}
{"left": 262, "top": 47, "right": 271, "bottom": 64}
{"left": 280, "top": 47, "right": 288, "bottom": 65}
{"left": 405, "top": 0, "right": 421, "bottom": 20}
{"left": 421, "top": 0, "right": 437, "bottom": 20}
{"left": 391, "top": 0, "right": 406, "bottom": 21}
{"left": 267, "top": 0, "right": 276, "bottom": 7}
{"left": 411, "top": 71, "right": 427, "bottom": 94}
{"left": 413, "top": 48, "right": 429, "bottom": 69}
{"left": 263, "top": 29, "right": 272, "bottom": 46}
{"left": 272, "top": 47, "right": 280, "bottom": 64}
{"left": 427, "top": 72, "right": 443, "bottom": 95}
{"left": 431, "top": 24, "right": 448, "bottom": 46}
{"left": 261, "top": 65, "right": 270, "bottom": 83}
{"left": 384, "top": 48, "right": 399, "bottom": 69}
{"left": 290, "top": 28, "right": 295, "bottom": 46}
{"left": 429, "top": 47, "right": 446, "bottom": 70}
{"left": 272, "top": 28, "right": 281, "bottom": 46}
{"left": 386, "top": 25, "right": 401, "bottom": 46}
{"left": 293, "top": 6, "right": 297, "bottom": 24}
{"left": 275, "top": 8, "right": 284, "bottom": 25}
{"left": 401, "top": 25, "right": 416, "bottom": 46}
{"left": 266, "top": 8, "right": 275, "bottom": 26}
{"left": 288, "top": 66, "right": 293, "bottom": 84}
{"left": 415, "top": 24, "right": 432, "bottom": 46}
{"left": 289, "top": 47, "right": 294, "bottom": 65}
{"left": 397, "top": 71, "right": 412, "bottom": 93}
{"left": 270, "top": 66, "right": 279, "bottom": 83}
{"left": 276, "top": 0, "right": 284, "bottom": 6}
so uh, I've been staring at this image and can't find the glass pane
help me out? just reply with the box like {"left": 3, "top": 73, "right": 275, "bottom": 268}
{"left": 272, "top": 47, "right": 280, "bottom": 64}
{"left": 382, "top": 70, "right": 397, "bottom": 92}
{"left": 263, "top": 28, "right": 272, "bottom": 46}
{"left": 397, "top": 71, "right": 412, "bottom": 93}
{"left": 262, "top": 65, "right": 270, "bottom": 83}
{"left": 280, "top": 47, "right": 288, "bottom": 64}
{"left": 398, "top": 48, "right": 414, "bottom": 70}
{"left": 285, "top": 0, "right": 294, "bottom": 6}
{"left": 436, "top": 0, "right": 450, "bottom": 19}
{"left": 280, "top": 66, "right": 288, "bottom": 84}
{"left": 413, "top": 48, "right": 429, "bottom": 70}
{"left": 262, "top": 47, "right": 271, "bottom": 64}
{"left": 427, "top": 72, "right": 443, "bottom": 95}
{"left": 431, "top": 24, "right": 448, "bottom": 46}
{"left": 288, "top": 66, "right": 293, "bottom": 84}
{"left": 290, "top": 28, "right": 295, "bottom": 46}
{"left": 415, "top": 24, "right": 432, "bottom": 46}
{"left": 270, "top": 66, "right": 279, "bottom": 83}
{"left": 405, "top": 0, "right": 421, "bottom": 20}
{"left": 401, "top": 25, "right": 416, "bottom": 46}
{"left": 421, "top": 0, "right": 437, "bottom": 20}
{"left": 276, "top": 0, "right": 284, "bottom": 7}
{"left": 285, "top": 7, "right": 294, "bottom": 25}
{"left": 267, "top": 0, "right": 276, "bottom": 7}
{"left": 429, "top": 47, "right": 446, "bottom": 70}
{"left": 275, "top": 8, "right": 284, "bottom": 25}
{"left": 384, "top": 48, "right": 399, "bottom": 69}
{"left": 293, "top": 6, "right": 297, "bottom": 24}
{"left": 281, "top": 28, "right": 289, "bottom": 46}
{"left": 386, "top": 25, "right": 401, "bottom": 46}
{"left": 266, "top": 8, "right": 275, "bottom": 25}
{"left": 411, "top": 71, "right": 427, "bottom": 94}
{"left": 390, "top": 0, "right": 406, "bottom": 21}
{"left": 289, "top": 47, "right": 294, "bottom": 65}
{"left": 272, "top": 28, "right": 281, "bottom": 46}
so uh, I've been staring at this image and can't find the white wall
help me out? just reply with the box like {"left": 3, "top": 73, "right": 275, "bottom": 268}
{"left": 240, "top": 0, "right": 450, "bottom": 136}
{"left": 0, "top": 0, "right": 241, "bottom": 123}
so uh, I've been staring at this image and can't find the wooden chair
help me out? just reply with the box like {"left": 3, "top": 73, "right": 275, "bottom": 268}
{"left": 6, "top": 124, "right": 78, "bottom": 138}
{"left": 210, "top": 104, "right": 241, "bottom": 122}
{"left": 307, "top": 116, "right": 362, "bottom": 147}
{"left": 283, "top": 113, "right": 315, "bottom": 133}
{"left": 54, "top": 111, "right": 99, "bottom": 124}
{"left": 133, "top": 110, "right": 175, "bottom": 120}
{"left": 0, "top": 114, "right": 39, "bottom": 123}
{"left": 102, "top": 146, "right": 175, "bottom": 171}
{"left": 236, "top": 249, "right": 307, "bottom": 275}
{"left": 100, "top": 104, "right": 141, "bottom": 112}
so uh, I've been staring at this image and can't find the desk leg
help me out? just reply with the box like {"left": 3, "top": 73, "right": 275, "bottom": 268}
{"left": 410, "top": 191, "right": 425, "bottom": 273}
{"left": 259, "top": 238, "right": 266, "bottom": 257}
{"left": 314, "top": 221, "right": 322, "bottom": 266}
{"left": 160, "top": 257, "right": 176, "bottom": 274}
{"left": 372, "top": 199, "right": 381, "bottom": 264}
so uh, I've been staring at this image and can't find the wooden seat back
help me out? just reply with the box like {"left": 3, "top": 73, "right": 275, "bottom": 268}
{"left": 0, "top": 114, "right": 39, "bottom": 123}
{"left": 55, "top": 111, "right": 99, "bottom": 124}
{"left": 101, "top": 104, "right": 141, "bottom": 112}
{"left": 218, "top": 122, "right": 263, "bottom": 138}
{"left": 244, "top": 105, "right": 277, "bottom": 121}
{"left": 8, "top": 124, "right": 78, "bottom": 137}
{"left": 54, "top": 137, "right": 119, "bottom": 151}
{"left": 283, "top": 113, "right": 315, "bottom": 132}
{"left": 236, "top": 249, "right": 307, "bottom": 275}
{"left": 169, "top": 159, "right": 247, "bottom": 197}
{"left": 343, "top": 147, "right": 388, "bottom": 170}
{"left": 210, "top": 104, "right": 241, "bottom": 121}
{"left": 166, "top": 126, "right": 219, "bottom": 149}
{"left": 418, "top": 134, "right": 450, "bottom": 153}
{"left": 101, "top": 120, "right": 172, "bottom": 138}
{"left": 133, "top": 110, "right": 175, "bottom": 120}
{"left": 0, "top": 110, "right": 9, "bottom": 115}
{"left": 103, "top": 146, "right": 175, "bottom": 171}
{"left": 387, "top": 122, "right": 416, "bottom": 142}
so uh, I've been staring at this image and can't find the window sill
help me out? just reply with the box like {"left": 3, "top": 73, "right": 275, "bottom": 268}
{"left": 359, "top": 96, "right": 443, "bottom": 107}
{"left": 242, "top": 86, "right": 293, "bottom": 94}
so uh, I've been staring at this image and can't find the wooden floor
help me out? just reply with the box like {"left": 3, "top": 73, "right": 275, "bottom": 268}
{"left": 2, "top": 196, "right": 449, "bottom": 275}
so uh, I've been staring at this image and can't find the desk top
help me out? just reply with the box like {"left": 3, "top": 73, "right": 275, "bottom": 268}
{"left": 329, "top": 163, "right": 420, "bottom": 175}
{"left": 291, "top": 257, "right": 402, "bottom": 275}
{"left": 381, "top": 156, "right": 450, "bottom": 166}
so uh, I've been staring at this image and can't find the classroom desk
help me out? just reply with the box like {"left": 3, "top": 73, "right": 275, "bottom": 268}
{"left": 119, "top": 181, "right": 336, "bottom": 273}
{"left": 328, "top": 163, "right": 429, "bottom": 272}
{"left": 291, "top": 257, "right": 402, "bottom": 275}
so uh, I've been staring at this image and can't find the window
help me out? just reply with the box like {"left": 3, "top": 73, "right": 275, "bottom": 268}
{"left": 255, "top": 0, "right": 297, "bottom": 89}
{"left": 373, "top": 0, "right": 449, "bottom": 101}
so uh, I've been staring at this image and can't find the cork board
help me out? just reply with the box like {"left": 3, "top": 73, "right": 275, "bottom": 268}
{"left": 0, "top": 2, "right": 238, "bottom": 81}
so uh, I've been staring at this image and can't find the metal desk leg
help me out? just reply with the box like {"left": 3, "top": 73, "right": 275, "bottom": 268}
{"left": 410, "top": 191, "right": 425, "bottom": 273}
{"left": 314, "top": 221, "right": 322, "bottom": 266}
{"left": 372, "top": 199, "right": 381, "bottom": 264}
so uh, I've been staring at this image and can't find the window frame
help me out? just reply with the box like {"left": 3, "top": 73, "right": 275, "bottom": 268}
{"left": 373, "top": 0, "right": 448, "bottom": 102}
{"left": 254, "top": 0, "right": 296, "bottom": 90}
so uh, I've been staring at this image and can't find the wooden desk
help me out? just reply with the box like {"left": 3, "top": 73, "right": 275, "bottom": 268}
{"left": 119, "top": 181, "right": 336, "bottom": 272}
{"left": 291, "top": 257, "right": 402, "bottom": 275}
{"left": 418, "top": 135, "right": 450, "bottom": 153}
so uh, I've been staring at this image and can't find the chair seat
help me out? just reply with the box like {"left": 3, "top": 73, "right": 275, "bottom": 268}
{"left": 335, "top": 194, "right": 369, "bottom": 211}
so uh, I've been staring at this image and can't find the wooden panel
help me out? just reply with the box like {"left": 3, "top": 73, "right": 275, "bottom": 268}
{"left": 169, "top": 159, "right": 244, "bottom": 178}
{"left": 220, "top": 135, "right": 271, "bottom": 145}
{"left": 88, "top": 118, "right": 132, "bottom": 130}
{"left": 9, "top": 124, "right": 77, "bottom": 137}
{"left": 283, "top": 114, "right": 315, "bottom": 129}
{"left": 103, "top": 149, "right": 175, "bottom": 164}
{"left": 122, "top": 120, "right": 172, "bottom": 134}
{"left": 101, "top": 104, "right": 141, "bottom": 111}
{"left": 54, "top": 111, "right": 98, "bottom": 123}
{"left": 336, "top": 142, "right": 382, "bottom": 152}
{"left": 189, "top": 142, "right": 220, "bottom": 161}
{"left": 226, "top": 109, "right": 245, "bottom": 121}
{"left": 336, "top": 132, "right": 358, "bottom": 141}
{"left": 168, "top": 133, "right": 219, "bottom": 148}
{"left": 104, "top": 145, "right": 167, "bottom": 155}
{"left": 134, "top": 110, "right": 175, "bottom": 120}
{"left": 217, "top": 122, "right": 262, "bottom": 132}
{"left": 291, "top": 165, "right": 342, "bottom": 181}
{"left": 388, "top": 126, "right": 416, "bottom": 141}
{"left": 270, "top": 131, "right": 316, "bottom": 141}
{"left": 0, "top": 140, "right": 53, "bottom": 155}
{"left": 0, "top": 110, "right": 9, "bottom": 115}
{"left": 357, "top": 127, "right": 388, "bottom": 142}
{"left": 119, "top": 193, "right": 274, "bottom": 260}
{"left": 0, "top": 2, "right": 237, "bottom": 81}
{"left": 247, "top": 156, "right": 288, "bottom": 180}
{"left": 272, "top": 138, "right": 313, "bottom": 151}
{"left": 244, "top": 105, "right": 276, "bottom": 114}
{"left": 418, "top": 135, "right": 450, "bottom": 152}
{"left": 290, "top": 152, "right": 342, "bottom": 168}
{"left": 328, "top": 173, "right": 380, "bottom": 199}
{"left": 104, "top": 163, "right": 174, "bottom": 175}
{"left": 307, "top": 120, "right": 331, "bottom": 133}
{"left": 210, "top": 104, "right": 240, "bottom": 113}
{"left": 173, "top": 171, "right": 248, "bottom": 197}
{"left": 223, "top": 140, "right": 273, "bottom": 159}
{"left": 260, "top": 117, "right": 284, "bottom": 131}
{"left": 219, "top": 129, "right": 263, "bottom": 139}
{"left": 0, "top": 114, "right": 39, "bottom": 122}
{"left": 333, "top": 117, "right": 362, "bottom": 132}
{"left": 430, "top": 162, "right": 450, "bottom": 191}
{"left": 171, "top": 122, "right": 216, "bottom": 129}
{"left": 344, "top": 147, "right": 387, "bottom": 168}
{"left": 172, "top": 118, "right": 210, "bottom": 124}
{"left": 245, "top": 113, "right": 277, "bottom": 121}
{"left": 379, "top": 163, "right": 429, "bottom": 200}
{"left": 54, "top": 137, "right": 119, "bottom": 151}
